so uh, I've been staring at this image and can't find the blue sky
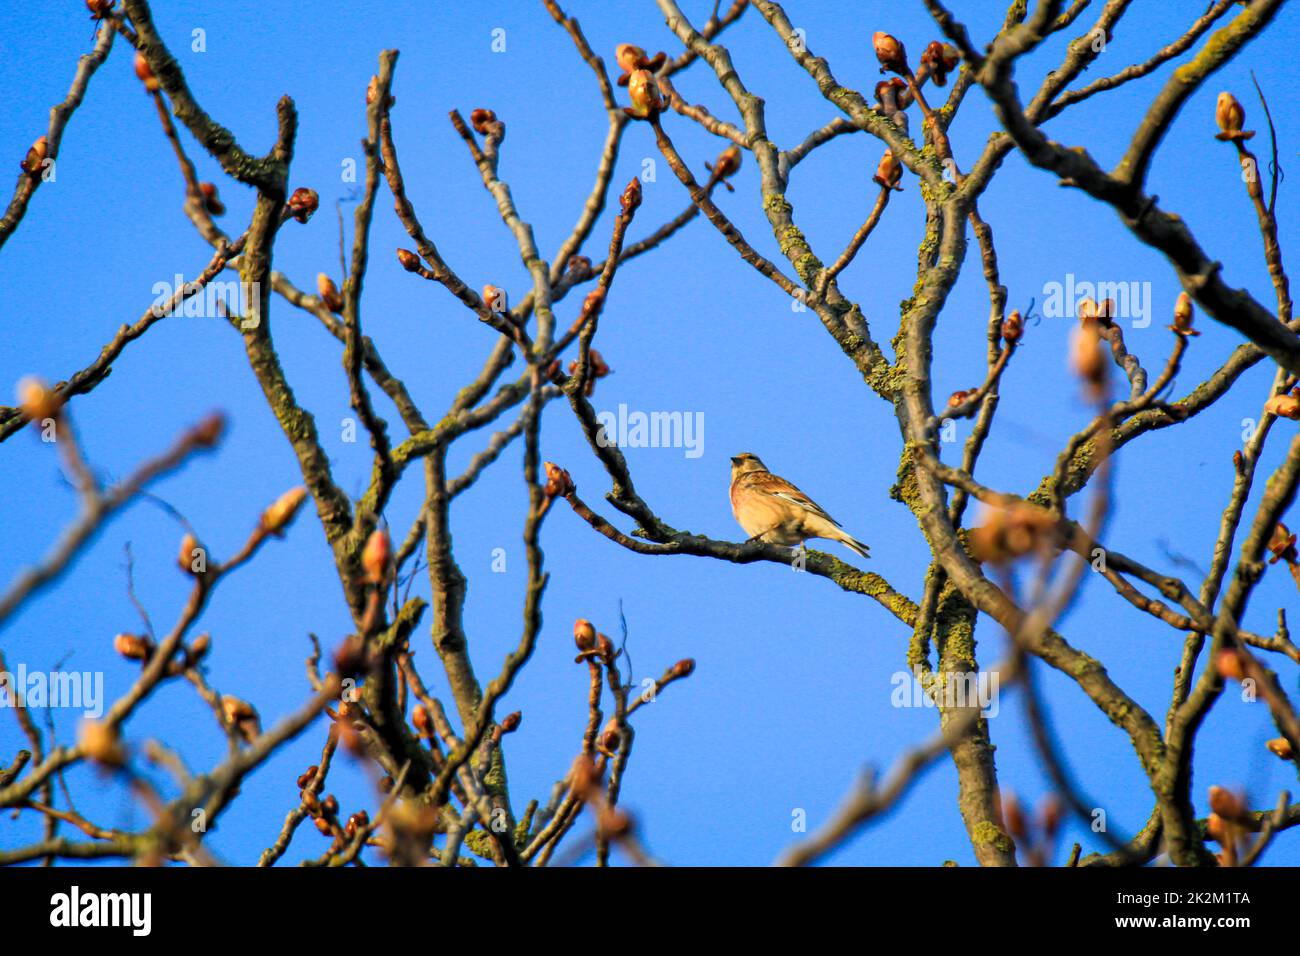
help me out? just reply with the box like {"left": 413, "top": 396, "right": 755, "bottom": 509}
{"left": 1, "top": 1, "right": 1297, "bottom": 866}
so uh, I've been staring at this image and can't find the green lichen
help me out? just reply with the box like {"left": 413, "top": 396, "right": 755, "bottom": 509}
{"left": 971, "top": 820, "right": 1015, "bottom": 854}
{"left": 463, "top": 829, "right": 497, "bottom": 860}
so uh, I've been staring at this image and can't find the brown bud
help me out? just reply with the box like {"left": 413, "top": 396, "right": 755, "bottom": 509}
{"left": 134, "top": 52, "right": 160, "bottom": 92}
{"left": 1266, "top": 737, "right": 1294, "bottom": 760}
{"left": 1205, "top": 812, "right": 1229, "bottom": 845}
{"left": 499, "top": 711, "right": 522, "bottom": 734}
{"left": 621, "top": 176, "right": 642, "bottom": 213}
{"left": 198, "top": 181, "right": 225, "bottom": 216}
{"left": 470, "top": 108, "right": 497, "bottom": 134}
{"left": 872, "top": 149, "right": 903, "bottom": 191}
{"left": 1267, "top": 522, "right": 1297, "bottom": 564}
{"left": 1039, "top": 795, "right": 1063, "bottom": 839}
{"left": 317, "top": 273, "right": 344, "bottom": 313}
{"left": 1001, "top": 310, "right": 1024, "bottom": 346}
{"left": 543, "top": 461, "right": 575, "bottom": 498}
{"left": 1001, "top": 791, "right": 1027, "bottom": 840}
{"left": 599, "top": 719, "right": 623, "bottom": 753}
{"left": 1264, "top": 390, "right": 1300, "bottom": 421}
{"left": 671, "top": 658, "right": 696, "bottom": 679}
{"left": 874, "top": 80, "right": 900, "bottom": 113}
{"left": 1208, "top": 785, "right": 1245, "bottom": 822}
{"left": 412, "top": 704, "right": 433, "bottom": 738}
{"left": 597, "top": 805, "right": 633, "bottom": 839}
{"left": 574, "top": 618, "right": 597, "bottom": 653}
{"left": 921, "top": 40, "right": 952, "bottom": 86}
{"left": 970, "top": 503, "right": 1058, "bottom": 564}
{"left": 20, "top": 136, "right": 48, "bottom": 177}
{"left": 482, "top": 284, "right": 507, "bottom": 314}
{"left": 872, "top": 32, "right": 908, "bottom": 74}
{"left": 345, "top": 810, "right": 370, "bottom": 838}
{"left": 1215, "top": 92, "right": 1253, "bottom": 142}
{"left": 1166, "top": 291, "right": 1198, "bottom": 337}
{"left": 361, "top": 527, "right": 392, "bottom": 586}
{"left": 332, "top": 634, "right": 369, "bottom": 678}
{"left": 569, "top": 754, "right": 601, "bottom": 800}
{"left": 17, "top": 376, "right": 61, "bottom": 423}
{"left": 177, "top": 636, "right": 208, "bottom": 669}
{"left": 579, "top": 287, "right": 607, "bottom": 323}
{"left": 260, "top": 486, "right": 308, "bottom": 536}
{"left": 714, "top": 145, "right": 742, "bottom": 178}
{"left": 1076, "top": 297, "right": 1099, "bottom": 325}
{"left": 113, "top": 632, "right": 153, "bottom": 662}
{"left": 79, "top": 719, "right": 125, "bottom": 767}
{"left": 947, "top": 388, "right": 975, "bottom": 409}
{"left": 297, "top": 766, "right": 320, "bottom": 789}
{"left": 596, "top": 632, "right": 615, "bottom": 665}
{"left": 191, "top": 412, "right": 225, "bottom": 447}
{"left": 569, "top": 349, "right": 611, "bottom": 388}
{"left": 86, "top": 0, "right": 114, "bottom": 18}
{"left": 322, "top": 794, "right": 339, "bottom": 817}
{"left": 1214, "top": 648, "right": 1246, "bottom": 682}
{"left": 1069, "top": 321, "right": 1108, "bottom": 393}
{"left": 177, "top": 534, "right": 203, "bottom": 575}
{"left": 222, "top": 695, "right": 256, "bottom": 723}
{"left": 287, "top": 187, "right": 319, "bottom": 223}
{"left": 396, "top": 248, "right": 421, "bottom": 273}
{"left": 627, "top": 69, "right": 664, "bottom": 117}
{"left": 314, "top": 816, "right": 333, "bottom": 836}
{"left": 615, "top": 44, "right": 647, "bottom": 75}
{"left": 187, "top": 632, "right": 211, "bottom": 663}
{"left": 566, "top": 255, "right": 592, "bottom": 278}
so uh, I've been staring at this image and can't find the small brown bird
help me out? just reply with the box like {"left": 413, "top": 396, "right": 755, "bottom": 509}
{"left": 729, "top": 453, "right": 870, "bottom": 559}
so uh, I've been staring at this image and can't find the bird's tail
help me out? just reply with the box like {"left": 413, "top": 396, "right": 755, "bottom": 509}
{"left": 830, "top": 528, "right": 871, "bottom": 559}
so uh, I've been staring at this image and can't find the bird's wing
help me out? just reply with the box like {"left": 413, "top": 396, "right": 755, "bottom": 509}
{"left": 745, "top": 472, "right": 842, "bottom": 527}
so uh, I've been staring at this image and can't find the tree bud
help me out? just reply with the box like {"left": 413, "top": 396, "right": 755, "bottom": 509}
{"left": 1215, "top": 92, "right": 1253, "bottom": 142}
{"left": 574, "top": 618, "right": 597, "bottom": 653}
{"left": 1001, "top": 310, "right": 1023, "bottom": 345}
{"left": 113, "top": 632, "right": 153, "bottom": 661}
{"left": 17, "top": 376, "right": 60, "bottom": 423}
{"left": 317, "top": 273, "right": 344, "bottom": 313}
{"left": 627, "top": 69, "right": 664, "bottom": 117}
{"left": 287, "top": 187, "right": 319, "bottom": 223}
{"left": 872, "top": 32, "right": 908, "bottom": 74}
{"left": 79, "top": 719, "right": 125, "bottom": 767}
{"left": 198, "top": 181, "right": 225, "bottom": 216}
{"left": 361, "top": 527, "right": 392, "bottom": 585}
{"left": 543, "top": 461, "right": 575, "bottom": 498}
{"left": 260, "top": 486, "right": 308, "bottom": 536}
{"left": 134, "top": 52, "right": 160, "bottom": 92}
{"left": 1266, "top": 737, "right": 1294, "bottom": 760}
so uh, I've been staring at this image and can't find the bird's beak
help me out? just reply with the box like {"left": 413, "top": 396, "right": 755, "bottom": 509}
{"left": 729, "top": 456, "right": 740, "bottom": 465}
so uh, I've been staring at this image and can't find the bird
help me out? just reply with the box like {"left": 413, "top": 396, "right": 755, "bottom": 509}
{"left": 729, "top": 453, "right": 870, "bottom": 559}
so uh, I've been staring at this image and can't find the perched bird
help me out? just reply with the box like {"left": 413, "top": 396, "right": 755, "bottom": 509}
{"left": 729, "top": 453, "right": 870, "bottom": 559}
